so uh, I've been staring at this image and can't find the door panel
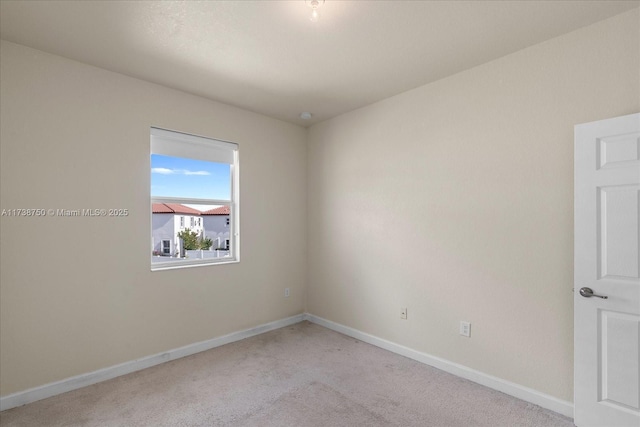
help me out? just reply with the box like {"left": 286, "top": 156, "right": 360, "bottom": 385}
{"left": 600, "top": 310, "right": 639, "bottom": 411}
{"left": 597, "top": 133, "right": 640, "bottom": 169}
{"left": 598, "top": 185, "right": 639, "bottom": 279}
{"left": 574, "top": 113, "right": 640, "bottom": 427}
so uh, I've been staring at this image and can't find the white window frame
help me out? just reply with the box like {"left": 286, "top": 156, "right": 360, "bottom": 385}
{"left": 151, "top": 127, "right": 239, "bottom": 270}
{"left": 162, "top": 239, "right": 171, "bottom": 255}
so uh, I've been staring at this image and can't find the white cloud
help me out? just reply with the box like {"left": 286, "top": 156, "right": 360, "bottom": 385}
{"left": 152, "top": 168, "right": 210, "bottom": 176}
{"left": 151, "top": 167, "right": 175, "bottom": 175}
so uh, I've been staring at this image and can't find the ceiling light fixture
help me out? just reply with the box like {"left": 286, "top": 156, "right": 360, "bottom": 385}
{"left": 305, "top": 0, "right": 325, "bottom": 22}
{"left": 300, "top": 112, "right": 312, "bottom": 120}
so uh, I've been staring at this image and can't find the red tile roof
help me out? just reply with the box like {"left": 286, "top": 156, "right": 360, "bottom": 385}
{"left": 201, "top": 206, "right": 230, "bottom": 215}
{"left": 152, "top": 203, "right": 203, "bottom": 215}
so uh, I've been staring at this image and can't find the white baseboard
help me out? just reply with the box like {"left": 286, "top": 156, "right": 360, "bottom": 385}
{"left": 0, "top": 314, "right": 305, "bottom": 411}
{"left": 1, "top": 312, "right": 573, "bottom": 418}
{"left": 303, "top": 313, "right": 574, "bottom": 418}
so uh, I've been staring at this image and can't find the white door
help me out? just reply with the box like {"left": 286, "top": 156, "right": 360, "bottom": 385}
{"left": 574, "top": 113, "right": 640, "bottom": 426}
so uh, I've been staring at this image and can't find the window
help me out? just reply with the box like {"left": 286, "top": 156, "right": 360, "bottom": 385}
{"left": 151, "top": 127, "right": 239, "bottom": 270}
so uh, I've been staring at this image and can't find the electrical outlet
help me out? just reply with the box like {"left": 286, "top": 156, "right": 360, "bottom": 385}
{"left": 459, "top": 321, "right": 471, "bottom": 337}
{"left": 400, "top": 307, "right": 407, "bottom": 320}
{"left": 284, "top": 288, "right": 290, "bottom": 298}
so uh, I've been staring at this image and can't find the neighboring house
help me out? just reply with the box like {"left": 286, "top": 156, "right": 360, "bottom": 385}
{"left": 201, "top": 205, "right": 231, "bottom": 250}
{"left": 152, "top": 203, "right": 204, "bottom": 256}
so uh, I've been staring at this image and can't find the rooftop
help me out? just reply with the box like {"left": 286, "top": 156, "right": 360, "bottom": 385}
{"left": 152, "top": 203, "right": 203, "bottom": 215}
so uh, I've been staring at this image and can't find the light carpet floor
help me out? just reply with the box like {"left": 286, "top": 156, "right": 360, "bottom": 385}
{"left": 0, "top": 321, "right": 574, "bottom": 427}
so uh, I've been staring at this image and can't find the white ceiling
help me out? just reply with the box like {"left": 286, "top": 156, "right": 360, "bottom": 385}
{"left": 1, "top": 1, "right": 638, "bottom": 126}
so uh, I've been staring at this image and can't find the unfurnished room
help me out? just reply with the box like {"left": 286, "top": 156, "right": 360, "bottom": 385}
{"left": 0, "top": 1, "right": 639, "bottom": 426}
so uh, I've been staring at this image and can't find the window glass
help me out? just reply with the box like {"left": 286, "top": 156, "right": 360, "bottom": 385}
{"left": 150, "top": 128, "right": 238, "bottom": 270}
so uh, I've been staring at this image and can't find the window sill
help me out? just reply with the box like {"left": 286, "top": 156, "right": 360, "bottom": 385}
{"left": 151, "top": 257, "right": 239, "bottom": 271}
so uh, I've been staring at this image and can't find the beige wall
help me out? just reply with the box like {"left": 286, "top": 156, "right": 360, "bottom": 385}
{"left": 307, "top": 9, "right": 639, "bottom": 403}
{"left": 0, "top": 41, "right": 307, "bottom": 396}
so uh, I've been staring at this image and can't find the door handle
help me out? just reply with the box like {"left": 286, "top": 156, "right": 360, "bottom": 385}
{"left": 579, "top": 287, "right": 608, "bottom": 299}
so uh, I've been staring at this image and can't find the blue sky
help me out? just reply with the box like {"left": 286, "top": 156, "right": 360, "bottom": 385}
{"left": 151, "top": 154, "right": 231, "bottom": 200}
